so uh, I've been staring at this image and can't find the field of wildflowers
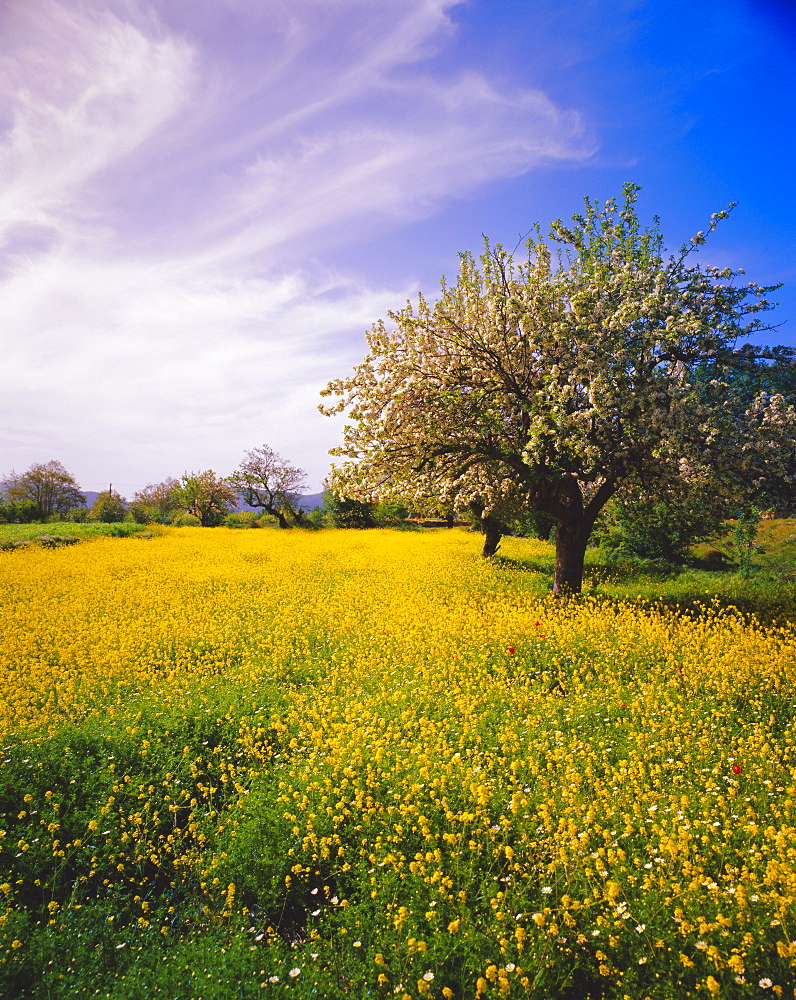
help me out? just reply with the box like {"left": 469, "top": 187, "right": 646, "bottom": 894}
{"left": 1, "top": 527, "right": 795, "bottom": 999}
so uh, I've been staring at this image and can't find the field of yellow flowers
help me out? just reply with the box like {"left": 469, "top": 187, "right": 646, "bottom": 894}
{"left": 1, "top": 527, "right": 795, "bottom": 999}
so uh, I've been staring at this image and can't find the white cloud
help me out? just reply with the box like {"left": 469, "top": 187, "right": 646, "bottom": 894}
{"left": 0, "top": 0, "right": 595, "bottom": 491}
{"left": 0, "top": 0, "right": 197, "bottom": 245}
{"left": 211, "top": 69, "right": 589, "bottom": 263}
{"left": 0, "top": 248, "right": 404, "bottom": 489}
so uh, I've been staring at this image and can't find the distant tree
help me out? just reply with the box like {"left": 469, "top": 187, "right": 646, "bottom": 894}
{"left": 132, "top": 478, "right": 179, "bottom": 515}
{"left": 173, "top": 471, "right": 237, "bottom": 527}
{"left": 88, "top": 489, "right": 127, "bottom": 523}
{"left": 0, "top": 499, "right": 38, "bottom": 524}
{"left": 229, "top": 446, "right": 308, "bottom": 529}
{"left": 322, "top": 490, "right": 376, "bottom": 528}
{"left": 3, "top": 461, "right": 85, "bottom": 520}
{"left": 130, "top": 478, "right": 180, "bottom": 523}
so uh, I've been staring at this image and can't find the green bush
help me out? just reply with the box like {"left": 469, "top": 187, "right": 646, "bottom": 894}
{"left": 323, "top": 493, "right": 376, "bottom": 528}
{"left": 225, "top": 511, "right": 261, "bottom": 529}
{"left": 372, "top": 500, "right": 409, "bottom": 526}
{"left": 0, "top": 500, "right": 38, "bottom": 524}
{"left": 64, "top": 507, "right": 89, "bottom": 523}
{"left": 596, "top": 487, "right": 729, "bottom": 562}
{"left": 88, "top": 490, "right": 127, "bottom": 523}
{"left": 171, "top": 512, "right": 201, "bottom": 527}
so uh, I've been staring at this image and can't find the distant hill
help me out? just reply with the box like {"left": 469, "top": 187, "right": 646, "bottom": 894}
{"left": 298, "top": 492, "right": 325, "bottom": 512}
{"left": 235, "top": 492, "right": 325, "bottom": 513}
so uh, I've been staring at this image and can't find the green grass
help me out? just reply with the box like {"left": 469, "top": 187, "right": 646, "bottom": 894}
{"left": 489, "top": 517, "right": 796, "bottom": 625}
{"left": 0, "top": 522, "right": 155, "bottom": 544}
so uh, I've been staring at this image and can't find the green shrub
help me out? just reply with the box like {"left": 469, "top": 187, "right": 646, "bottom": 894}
{"left": 372, "top": 500, "right": 409, "bottom": 526}
{"left": 0, "top": 500, "right": 38, "bottom": 524}
{"left": 225, "top": 511, "right": 261, "bottom": 529}
{"left": 171, "top": 512, "right": 201, "bottom": 527}
{"left": 64, "top": 506, "right": 89, "bottom": 523}
{"left": 34, "top": 534, "right": 79, "bottom": 548}
{"left": 596, "top": 487, "right": 729, "bottom": 562}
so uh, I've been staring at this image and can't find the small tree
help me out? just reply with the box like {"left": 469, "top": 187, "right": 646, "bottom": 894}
{"left": 321, "top": 185, "right": 796, "bottom": 594}
{"left": 3, "top": 461, "right": 85, "bottom": 521}
{"left": 131, "top": 478, "right": 180, "bottom": 523}
{"left": 88, "top": 490, "right": 127, "bottom": 524}
{"left": 322, "top": 491, "right": 376, "bottom": 528}
{"left": 229, "top": 446, "right": 308, "bottom": 529}
{"left": 173, "top": 471, "right": 237, "bottom": 527}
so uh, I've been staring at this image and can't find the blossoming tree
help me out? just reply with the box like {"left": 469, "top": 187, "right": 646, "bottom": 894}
{"left": 320, "top": 186, "right": 795, "bottom": 594}
{"left": 229, "top": 445, "right": 308, "bottom": 528}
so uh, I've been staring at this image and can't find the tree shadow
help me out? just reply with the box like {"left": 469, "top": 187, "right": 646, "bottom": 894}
{"left": 491, "top": 553, "right": 554, "bottom": 578}
{"left": 492, "top": 552, "right": 796, "bottom": 625}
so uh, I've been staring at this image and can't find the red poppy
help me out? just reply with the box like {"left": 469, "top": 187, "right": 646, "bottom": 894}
{"left": 507, "top": 647, "right": 516, "bottom": 655}
{"left": 732, "top": 764, "right": 742, "bottom": 775}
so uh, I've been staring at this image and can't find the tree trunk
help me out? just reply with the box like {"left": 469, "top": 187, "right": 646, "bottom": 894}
{"left": 268, "top": 506, "right": 290, "bottom": 529}
{"left": 482, "top": 515, "right": 502, "bottom": 557}
{"left": 553, "top": 518, "right": 591, "bottom": 595}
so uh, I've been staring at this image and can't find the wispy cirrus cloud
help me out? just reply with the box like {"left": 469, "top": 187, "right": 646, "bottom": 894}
{"left": 0, "top": 0, "right": 594, "bottom": 489}
{"left": 0, "top": 0, "right": 197, "bottom": 246}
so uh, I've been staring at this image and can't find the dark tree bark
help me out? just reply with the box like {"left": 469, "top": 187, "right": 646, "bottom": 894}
{"left": 269, "top": 506, "right": 291, "bottom": 529}
{"left": 553, "top": 518, "right": 591, "bottom": 595}
{"left": 548, "top": 477, "right": 616, "bottom": 594}
{"left": 481, "top": 515, "right": 502, "bottom": 557}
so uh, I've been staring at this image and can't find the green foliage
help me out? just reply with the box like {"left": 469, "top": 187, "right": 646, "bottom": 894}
{"left": 596, "top": 487, "right": 730, "bottom": 563}
{"left": 224, "top": 511, "right": 262, "bottom": 529}
{"left": 303, "top": 507, "right": 328, "bottom": 529}
{"left": 127, "top": 502, "right": 151, "bottom": 524}
{"left": 734, "top": 508, "right": 763, "bottom": 579}
{"left": 372, "top": 499, "right": 409, "bottom": 526}
{"left": 64, "top": 506, "right": 90, "bottom": 523}
{"left": 508, "top": 509, "right": 556, "bottom": 542}
{"left": 171, "top": 511, "right": 202, "bottom": 527}
{"left": 322, "top": 491, "right": 375, "bottom": 528}
{"left": 0, "top": 500, "right": 38, "bottom": 524}
{"left": 131, "top": 479, "right": 180, "bottom": 522}
{"left": 88, "top": 489, "right": 127, "bottom": 523}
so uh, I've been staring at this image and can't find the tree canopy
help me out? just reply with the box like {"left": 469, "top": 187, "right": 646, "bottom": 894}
{"left": 321, "top": 185, "right": 796, "bottom": 594}
{"left": 229, "top": 446, "right": 308, "bottom": 529}
{"left": 2, "top": 460, "right": 85, "bottom": 521}
{"left": 88, "top": 489, "right": 127, "bottom": 524}
{"left": 131, "top": 478, "right": 180, "bottom": 520}
{"left": 173, "top": 471, "right": 237, "bottom": 527}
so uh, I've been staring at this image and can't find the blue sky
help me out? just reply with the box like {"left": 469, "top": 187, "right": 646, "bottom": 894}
{"left": 1, "top": 0, "right": 794, "bottom": 493}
